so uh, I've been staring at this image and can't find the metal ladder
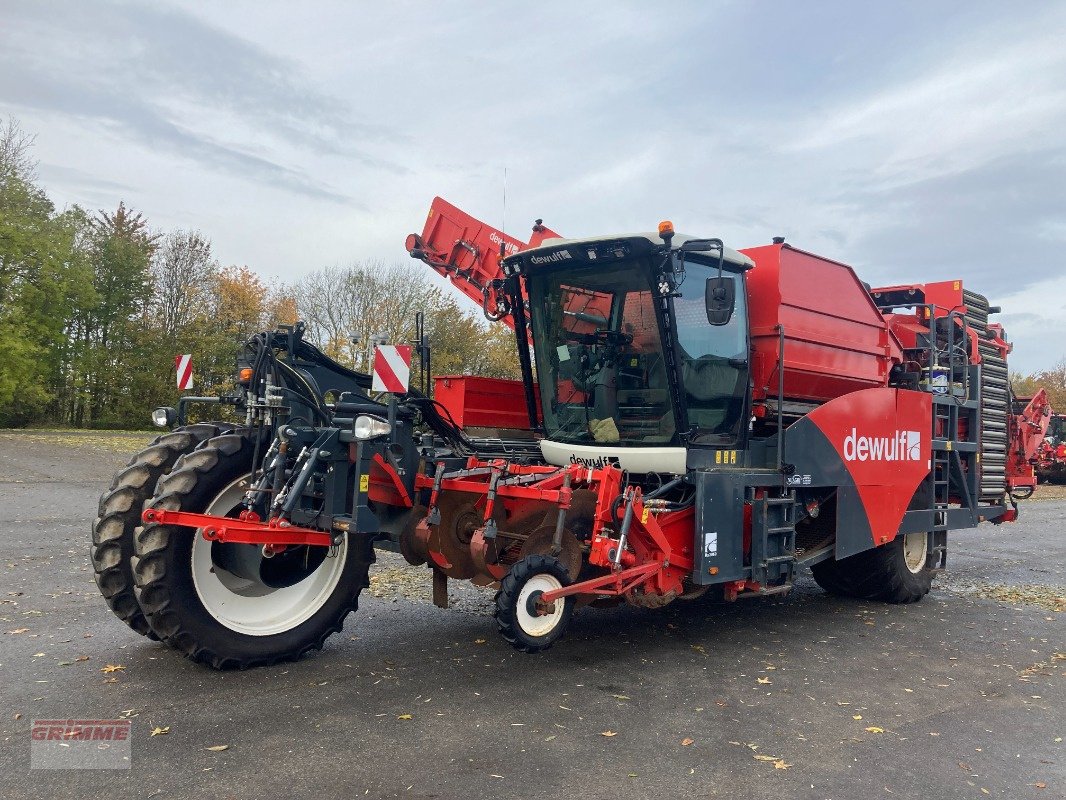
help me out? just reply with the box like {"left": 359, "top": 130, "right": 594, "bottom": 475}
{"left": 932, "top": 400, "right": 954, "bottom": 508}
{"left": 751, "top": 490, "right": 797, "bottom": 587}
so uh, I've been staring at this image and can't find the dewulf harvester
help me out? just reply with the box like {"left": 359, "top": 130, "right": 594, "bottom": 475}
{"left": 92, "top": 198, "right": 1033, "bottom": 668}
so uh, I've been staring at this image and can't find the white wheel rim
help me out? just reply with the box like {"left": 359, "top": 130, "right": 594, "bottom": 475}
{"left": 191, "top": 474, "right": 348, "bottom": 636}
{"left": 516, "top": 573, "right": 565, "bottom": 638}
{"left": 902, "top": 532, "right": 928, "bottom": 574}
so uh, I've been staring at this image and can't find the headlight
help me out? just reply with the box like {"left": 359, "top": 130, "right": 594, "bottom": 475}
{"left": 353, "top": 415, "right": 391, "bottom": 440}
{"left": 151, "top": 407, "right": 176, "bottom": 428}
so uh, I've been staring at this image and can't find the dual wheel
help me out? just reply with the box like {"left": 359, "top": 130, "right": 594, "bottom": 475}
{"left": 93, "top": 429, "right": 373, "bottom": 669}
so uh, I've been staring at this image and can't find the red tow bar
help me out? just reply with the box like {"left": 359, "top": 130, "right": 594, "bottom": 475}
{"left": 140, "top": 508, "right": 334, "bottom": 548}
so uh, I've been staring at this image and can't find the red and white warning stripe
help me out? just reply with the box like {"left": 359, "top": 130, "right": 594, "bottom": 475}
{"left": 372, "top": 344, "right": 412, "bottom": 394}
{"left": 175, "top": 354, "right": 194, "bottom": 390}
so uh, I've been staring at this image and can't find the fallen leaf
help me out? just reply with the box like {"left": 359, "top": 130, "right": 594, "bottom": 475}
{"left": 1034, "top": 782, "right": 1047, "bottom": 789}
{"left": 150, "top": 726, "right": 170, "bottom": 736}
{"left": 32, "top": 653, "right": 45, "bottom": 657}
{"left": 7, "top": 627, "right": 29, "bottom": 634}
{"left": 14, "top": 713, "right": 21, "bottom": 720}
{"left": 774, "top": 759, "right": 792, "bottom": 770}
{"left": 757, "top": 677, "right": 771, "bottom": 685}
{"left": 611, "top": 694, "right": 631, "bottom": 701}
{"left": 473, "top": 639, "right": 486, "bottom": 645}
{"left": 691, "top": 644, "right": 706, "bottom": 654}
{"left": 397, "top": 714, "right": 413, "bottom": 720}
{"left": 628, "top": 773, "right": 638, "bottom": 778}
{"left": 681, "top": 738, "right": 694, "bottom": 746}
{"left": 601, "top": 730, "right": 618, "bottom": 737}
{"left": 852, "top": 715, "right": 863, "bottom": 720}
{"left": 544, "top": 735, "right": 556, "bottom": 741}
{"left": 100, "top": 664, "right": 126, "bottom": 674}
{"left": 958, "top": 762, "right": 971, "bottom": 772}
{"left": 754, "top": 754, "right": 779, "bottom": 762}
{"left": 75, "top": 656, "right": 89, "bottom": 662}
{"left": 206, "top": 745, "right": 229, "bottom": 752}
{"left": 865, "top": 727, "right": 885, "bottom": 734}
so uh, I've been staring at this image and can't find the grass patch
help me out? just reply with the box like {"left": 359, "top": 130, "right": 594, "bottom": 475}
{"left": 0, "top": 428, "right": 155, "bottom": 455}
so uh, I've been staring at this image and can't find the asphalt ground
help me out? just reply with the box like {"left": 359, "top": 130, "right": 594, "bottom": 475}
{"left": 0, "top": 429, "right": 1062, "bottom": 800}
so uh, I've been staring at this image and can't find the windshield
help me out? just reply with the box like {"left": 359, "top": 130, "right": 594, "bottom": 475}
{"left": 673, "top": 260, "right": 749, "bottom": 444}
{"left": 529, "top": 260, "right": 676, "bottom": 446}
{"left": 527, "top": 256, "right": 749, "bottom": 448}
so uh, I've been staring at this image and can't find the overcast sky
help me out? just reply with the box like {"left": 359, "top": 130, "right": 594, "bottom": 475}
{"left": 2, "top": 0, "right": 1064, "bottom": 373}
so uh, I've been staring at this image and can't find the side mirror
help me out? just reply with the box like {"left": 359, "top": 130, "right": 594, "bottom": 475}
{"left": 705, "top": 276, "right": 735, "bottom": 326}
{"left": 680, "top": 238, "right": 718, "bottom": 252}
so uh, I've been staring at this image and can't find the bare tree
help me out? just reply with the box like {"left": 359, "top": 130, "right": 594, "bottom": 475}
{"left": 152, "top": 230, "right": 216, "bottom": 336}
{"left": 0, "top": 116, "right": 38, "bottom": 188}
{"left": 293, "top": 260, "right": 447, "bottom": 372}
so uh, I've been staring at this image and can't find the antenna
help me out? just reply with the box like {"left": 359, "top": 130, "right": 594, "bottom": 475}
{"left": 502, "top": 166, "right": 507, "bottom": 237}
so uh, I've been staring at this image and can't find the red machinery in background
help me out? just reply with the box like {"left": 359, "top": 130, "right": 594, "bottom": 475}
{"left": 1008, "top": 389, "right": 1053, "bottom": 496}
{"left": 1036, "top": 408, "right": 1066, "bottom": 484}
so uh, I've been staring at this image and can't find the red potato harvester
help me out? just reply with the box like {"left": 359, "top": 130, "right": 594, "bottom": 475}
{"left": 94, "top": 197, "right": 1031, "bottom": 667}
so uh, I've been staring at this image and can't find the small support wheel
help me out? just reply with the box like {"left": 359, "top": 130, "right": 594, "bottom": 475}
{"left": 494, "top": 555, "right": 575, "bottom": 653}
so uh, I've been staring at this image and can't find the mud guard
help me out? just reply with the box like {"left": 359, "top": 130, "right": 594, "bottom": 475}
{"left": 784, "top": 388, "right": 931, "bottom": 559}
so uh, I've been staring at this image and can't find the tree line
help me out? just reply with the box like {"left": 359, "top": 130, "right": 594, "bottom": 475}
{"left": 2, "top": 116, "right": 1063, "bottom": 429}
{"left": 0, "top": 117, "right": 518, "bottom": 429}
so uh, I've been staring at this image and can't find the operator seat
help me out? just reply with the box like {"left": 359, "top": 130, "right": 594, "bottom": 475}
{"left": 682, "top": 355, "right": 739, "bottom": 433}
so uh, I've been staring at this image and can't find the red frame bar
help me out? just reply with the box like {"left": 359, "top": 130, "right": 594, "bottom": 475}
{"left": 140, "top": 508, "right": 334, "bottom": 547}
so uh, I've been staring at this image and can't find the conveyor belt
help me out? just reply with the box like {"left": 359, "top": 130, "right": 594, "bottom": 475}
{"left": 964, "top": 290, "right": 1008, "bottom": 502}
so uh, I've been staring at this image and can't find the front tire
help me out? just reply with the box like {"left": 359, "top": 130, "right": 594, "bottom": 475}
{"left": 92, "top": 423, "right": 233, "bottom": 639}
{"left": 811, "top": 532, "right": 934, "bottom": 603}
{"left": 134, "top": 433, "right": 373, "bottom": 669}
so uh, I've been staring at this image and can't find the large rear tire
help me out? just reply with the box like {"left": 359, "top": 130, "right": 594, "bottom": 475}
{"left": 134, "top": 433, "right": 373, "bottom": 669}
{"left": 92, "top": 423, "right": 234, "bottom": 639}
{"left": 811, "top": 532, "right": 934, "bottom": 603}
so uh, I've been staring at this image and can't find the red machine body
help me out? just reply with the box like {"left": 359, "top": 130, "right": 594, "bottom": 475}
{"left": 405, "top": 196, "right": 560, "bottom": 328}
{"left": 433, "top": 375, "right": 539, "bottom": 432}
{"left": 741, "top": 243, "right": 903, "bottom": 406}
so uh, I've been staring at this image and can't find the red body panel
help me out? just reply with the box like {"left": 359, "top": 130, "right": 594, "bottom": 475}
{"left": 433, "top": 375, "right": 538, "bottom": 430}
{"left": 806, "top": 388, "right": 932, "bottom": 547}
{"left": 406, "top": 197, "right": 560, "bottom": 330}
{"left": 741, "top": 243, "right": 902, "bottom": 404}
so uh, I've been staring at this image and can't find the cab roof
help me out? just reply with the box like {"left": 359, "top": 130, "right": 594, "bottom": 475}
{"left": 528, "top": 232, "right": 754, "bottom": 270}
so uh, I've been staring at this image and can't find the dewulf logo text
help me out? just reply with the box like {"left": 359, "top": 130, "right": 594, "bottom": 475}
{"left": 569, "top": 454, "right": 620, "bottom": 469}
{"left": 843, "top": 429, "right": 921, "bottom": 462}
{"left": 489, "top": 231, "right": 519, "bottom": 255}
{"left": 529, "top": 250, "right": 572, "bottom": 265}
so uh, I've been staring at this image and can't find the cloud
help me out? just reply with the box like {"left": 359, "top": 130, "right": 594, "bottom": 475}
{"left": 0, "top": 0, "right": 404, "bottom": 201}
{"left": 0, "top": 0, "right": 1062, "bottom": 371}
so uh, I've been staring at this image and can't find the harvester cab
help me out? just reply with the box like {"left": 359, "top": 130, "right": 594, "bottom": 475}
{"left": 510, "top": 228, "right": 753, "bottom": 474}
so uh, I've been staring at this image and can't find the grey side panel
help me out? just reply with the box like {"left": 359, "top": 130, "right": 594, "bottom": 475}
{"left": 783, "top": 416, "right": 875, "bottom": 560}
{"left": 693, "top": 471, "right": 747, "bottom": 584}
